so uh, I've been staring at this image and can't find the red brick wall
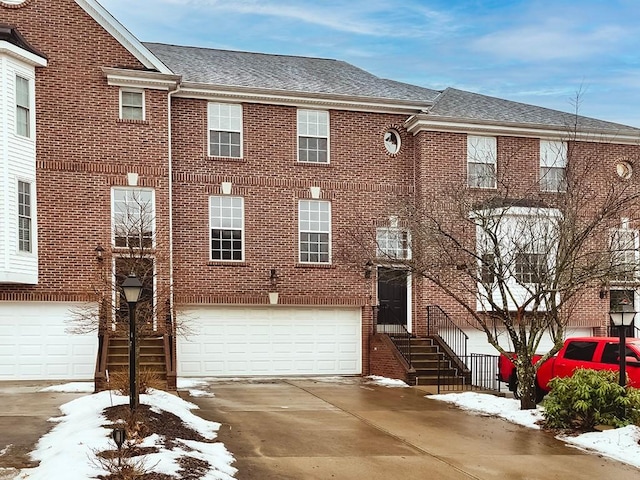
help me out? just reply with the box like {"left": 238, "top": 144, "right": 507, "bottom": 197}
{"left": 0, "top": 0, "right": 171, "bottom": 300}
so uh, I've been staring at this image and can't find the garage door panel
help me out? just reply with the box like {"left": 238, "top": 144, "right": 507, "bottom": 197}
{"left": 178, "top": 306, "right": 361, "bottom": 376}
{"left": 0, "top": 302, "right": 97, "bottom": 381}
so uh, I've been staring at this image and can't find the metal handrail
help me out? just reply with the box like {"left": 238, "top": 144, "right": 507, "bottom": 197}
{"left": 373, "top": 305, "right": 412, "bottom": 365}
{"left": 426, "top": 305, "right": 468, "bottom": 358}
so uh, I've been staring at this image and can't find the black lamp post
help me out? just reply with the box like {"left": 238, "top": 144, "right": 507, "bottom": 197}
{"left": 122, "top": 273, "right": 143, "bottom": 411}
{"left": 609, "top": 298, "right": 636, "bottom": 387}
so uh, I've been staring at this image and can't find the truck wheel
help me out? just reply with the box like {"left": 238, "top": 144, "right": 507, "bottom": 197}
{"left": 509, "top": 372, "right": 520, "bottom": 399}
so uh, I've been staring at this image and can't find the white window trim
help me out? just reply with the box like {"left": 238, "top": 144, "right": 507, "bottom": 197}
{"left": 467, "top": 135, "right": 497, "bottom": 189}
{"left": 376, "top": 227, "right": 411, "bottom": 260}
{"left": 297, "top": 109, "right": 330, "bottom": 164}
{"left": 208, "top": 102, "right": 243, "bottom": 158}
{"left": 209, "top": 196, "right": 245, "bottom": 262}
{"left": 15, "top": 74, "right": 32, "bottom": 138}
{"left": 111, "top": 187, "right": 156, "bottom": 249}
{"left": 16, "top": 178, "right": 34, "bottom": 254}
{"left": 119, "top": 88, "right": 145, "bottom": 121}
{"left": 610, "top": 222, "right": 639, "bottom": 283}
{"left": 540, "top": 140, "right": 567, "bottom": 192}
{"left": 298, "top": 199, "right": 332, "bottom": 264}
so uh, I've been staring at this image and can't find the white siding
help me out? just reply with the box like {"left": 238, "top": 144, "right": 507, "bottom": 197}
{"left": 0, "top": 54, "right": 38, "bottom": 283}
{"left": 466, "top": 327, "right": 593, "bottom": 355}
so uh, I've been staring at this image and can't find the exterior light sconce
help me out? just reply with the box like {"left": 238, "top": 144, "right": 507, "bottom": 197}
{"left": 95, "top": 244, "right": 105, "bottom": 261}
{"left": 269, "top": 268, "right": 278, "bottom": 286}
{"left": 364, "top": 260, "right": 374, "bottom": 279}
{"left": 599, "top": 286, "right": 608, "bottom": 299}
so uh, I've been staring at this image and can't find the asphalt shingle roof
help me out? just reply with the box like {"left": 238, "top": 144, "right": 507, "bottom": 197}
{"left": 144, "top": 42, "right": 441, "bottom": 104}
{"left": 145, "top": 42, "right": 640, "bottom": 134}
{"left": 429, "top": 88, "right": 639, "bottom": 134}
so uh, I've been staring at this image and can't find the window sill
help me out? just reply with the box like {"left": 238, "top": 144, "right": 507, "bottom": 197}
{"left": 295, "top": 263, "right": 334, "bottom": 269}
{"left": 117, "top": 118, "right": 149, "bottom": 125}
{"left": 206, "top": 156, "right": 245, "bottom": 163}
{"left": 296, "top": 161, "right": 330, "bottom": 167}
{"left": 207, "top": 261, "right": 247, "bottom": 267}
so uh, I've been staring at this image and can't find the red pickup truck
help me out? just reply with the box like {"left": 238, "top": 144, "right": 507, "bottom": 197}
{"left": 499, "top": 337, "right": 640, "bottom": 401}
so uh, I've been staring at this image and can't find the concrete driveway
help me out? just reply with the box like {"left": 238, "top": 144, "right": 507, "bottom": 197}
{"left": 0, "top": 381, "right": 87, "bottom": 479}
{"left": 181, "top": 377, "right": 640, "bottom": 480}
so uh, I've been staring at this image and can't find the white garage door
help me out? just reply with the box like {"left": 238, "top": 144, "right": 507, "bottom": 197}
{"left": 178, "top": 306, "right": 361, "bottom": 376}
{"left": 0, "top": 302, "right": 97, "bottom": 380}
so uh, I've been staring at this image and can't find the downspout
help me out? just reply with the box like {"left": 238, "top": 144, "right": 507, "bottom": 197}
{"left": 167, "top": 81, "right": 181, "bottom": 333}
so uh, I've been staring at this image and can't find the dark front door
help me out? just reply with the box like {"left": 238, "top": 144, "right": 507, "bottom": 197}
{"left": 377, "top": 267, "right": 407, "bottom": 327}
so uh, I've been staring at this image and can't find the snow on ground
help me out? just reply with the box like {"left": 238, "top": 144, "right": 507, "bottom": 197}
{"left": 365, "top": 375, "right": 410, "bottom": 388}
{"left": 39, "top": 382, "right": 95, "bottom": 393}
{"left": 431, "top": 391, "right": 640, "bottom": 469}
{"left": 16, "top": 388, "right": 236, "bottom": 480}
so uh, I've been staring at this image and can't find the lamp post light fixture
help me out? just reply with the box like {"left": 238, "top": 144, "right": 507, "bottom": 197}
{"left": 122, "top": 273, "right": 143, "bottom": 412}
{"left": 609, "top": 298, "right": 636, "bottom": 388}
{"left": 111, "top": 424, "right": 126, "bottom": 467}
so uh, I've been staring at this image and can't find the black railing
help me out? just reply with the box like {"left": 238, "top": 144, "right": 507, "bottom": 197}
{"left": 373, "top": 305, "right": 412, "bottom": 365}
{"left": 426, "top": 305, "right": 468, "bottom": 358}
{"left": 437, "top": 354, "right": 501, "bottom": 394}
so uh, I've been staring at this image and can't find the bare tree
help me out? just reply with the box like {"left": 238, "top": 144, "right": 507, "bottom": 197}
{"left": 362, "top": 134, "right": 640, "bottom": 409}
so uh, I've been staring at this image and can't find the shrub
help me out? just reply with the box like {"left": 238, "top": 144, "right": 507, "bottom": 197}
{"left": 542, "top": 368, "right": 640, "bottom": 431}
{"left": 108, "top": 369, "right": 165, "bottom": 395}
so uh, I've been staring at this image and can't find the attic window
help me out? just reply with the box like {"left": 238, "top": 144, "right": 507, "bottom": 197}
{"left": 120, "top": 89, "right": 144, "bottom": 121}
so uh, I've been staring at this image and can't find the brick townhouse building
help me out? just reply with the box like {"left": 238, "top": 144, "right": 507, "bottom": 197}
{"left": 1, "top": 0, "right": 640, "bottom": 386}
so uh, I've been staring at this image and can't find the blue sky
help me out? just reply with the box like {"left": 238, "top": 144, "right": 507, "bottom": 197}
{"left": 99, "top": 0, "right": 640, "bottom": 127}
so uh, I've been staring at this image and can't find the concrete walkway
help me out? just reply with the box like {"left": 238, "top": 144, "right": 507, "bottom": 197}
{"left": 182, "top": 378, "right": 640, "bottom": 480}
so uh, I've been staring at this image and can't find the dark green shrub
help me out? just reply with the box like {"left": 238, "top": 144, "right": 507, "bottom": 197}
{"left": 542, "top": 368, "right": 640, "bottom": 431}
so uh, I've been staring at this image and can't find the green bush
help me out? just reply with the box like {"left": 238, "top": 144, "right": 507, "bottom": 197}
{"left": 542, "top": 368, "right": 640, "bottom": 431}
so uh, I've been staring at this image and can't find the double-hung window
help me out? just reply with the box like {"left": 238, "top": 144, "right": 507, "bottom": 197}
{"left": 120, "top": 89, "right": 144, "bottom": 121}
{"left": 540, "top": 140, "right": 567, "bottom": 192}
{"left": 18, "top": 180, "right": 32, "bottom": 252}
{"left": 209, "top": 196, "right": 244, "bottom": 261}
{"left": 298, "top": 109, "right": 328, "bottom": 163}
{"left": 112, "top": 188, "right": 155, "bottom": 248}
{"left": 16, "top": 75, "right": 30, "bottom": 137}
{"left": 514, "top": 252, "right": 547, "bottom": 284}
{"left": 376, "top": 227, "right": 410, "bottom": 260}
{"left": 208, "top": 103, "right": 242, "bottom": 158}
{"left": 467, "top": 135, "right": 496, "bottom": 188}
{"left": 299, "top": 200, "right": 331, "bottom": 263}
{"left": 611, "top": 222, "right": 639, "bottom": 282}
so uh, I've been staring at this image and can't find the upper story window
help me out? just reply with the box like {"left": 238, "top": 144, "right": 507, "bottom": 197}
{"left": 513, "top": 252, "right": 547, "bottom": 284}
{"left": 18, "top": 180, "right": 31, "bottom": 252}
{"left": 298, "top": 109, "right": 329, "bottom": 163}
{"left": 610, "top": 219, "right": 638, "bottom": 283}
{"left": 467, "top": 135, "right": 496, "bottom": 188}
{"left": 299, "top": 200, "right": 331, "bottom": 263}
{"left": 540, "top": 140, "right": 567, "bottom": 192}
{"left": 120, "top": 89, "right": 144, "bottom": 121}
{"left": 376, "top": 227, "right": 410, "bottom": 260}
{"left": 208, "top": 103, "right": 242, "bottom": 158}
{"left": 209, "top": 196, "right": 244, "bottom": 261}
{"left": 16, "top": 75, "right": 30, "bottom": 137}
{"left": 112, "top": 188, "right": 155, "bottom": 249}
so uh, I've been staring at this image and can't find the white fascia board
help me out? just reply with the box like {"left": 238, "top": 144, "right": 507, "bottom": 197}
{"left": 75, "top": 0, "right": 172, "bottom": 74}
{"left": 174, "top": 83, "right": 430, "bottom": 114}
{"left": 102, "top": 67, "right": 181, "bottom": 91}
{"left": 0, "top": 41, "right": 47, "bottom": 67}
{"left": 405, "top": 115, "right": 640, "bottom": 145}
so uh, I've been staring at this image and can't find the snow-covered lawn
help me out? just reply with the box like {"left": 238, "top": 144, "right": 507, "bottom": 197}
{"left": 12, "top": 383, "right": 236, "bottom": 480}
{"left": 431, "top": 391, "right": 640, "bottom": 469}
